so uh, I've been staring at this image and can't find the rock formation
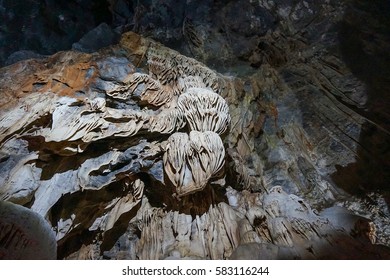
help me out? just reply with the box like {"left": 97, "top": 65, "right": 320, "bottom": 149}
{"left": 164, "top": 131, "right": 226, "bottom": 197}
{"left": 0, "top": 201, "right": 56, "bottom": 259}
{"left": 1, "top": 0, "right": 389, "bottom": 259}
{"left": 177, "top": 88, "right": 230, "bottom": 134}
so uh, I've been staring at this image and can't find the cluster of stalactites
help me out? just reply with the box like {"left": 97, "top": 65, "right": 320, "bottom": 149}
{"left": 143, "top": 43, "right": 231, "bottom": 197}
{"left": 149, "top": 87, "right": 231, "bottom": 135}
{"left": 163, "top": 131, "right": 225, "bottom": 197}
{"left": 108, "top": 40, "right": 231, "bottom": 197}
{"left": 147, "top": 43, "right": 223, "bottom": 95}
{"left": 177, "top": 88, "right": 231, "bottom": 135}
{"left": 161, "top": 89, "right": 230, "bottom": 196}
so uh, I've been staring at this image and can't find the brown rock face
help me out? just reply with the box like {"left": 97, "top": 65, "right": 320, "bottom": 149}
{"left": 1, "top": 0, "right": 390, "bottom": 260}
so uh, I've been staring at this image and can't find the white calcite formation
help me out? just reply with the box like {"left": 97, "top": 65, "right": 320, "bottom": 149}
{"left": 149, "top": 108, "right": 186, "bottom": 134}
{"left": 163, "top": 131, "right": 225, "bottom": 197}
{"left": 132, "top": 41, "right": 232, "bottom": 198}
{"left": 177, "top": 88, "right": 231, "bottom": 134}
{"left": 161, "top": 86, "right": 230, "bottom": 197}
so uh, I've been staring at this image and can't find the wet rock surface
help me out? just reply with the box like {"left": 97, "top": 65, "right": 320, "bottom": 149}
{"left": 0, "top": 0, "right": 389, "bottom": 259}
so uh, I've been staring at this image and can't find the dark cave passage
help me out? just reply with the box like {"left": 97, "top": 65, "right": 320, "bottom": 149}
{"left": 333, "top": 0, "right": 390, "bottom": 205}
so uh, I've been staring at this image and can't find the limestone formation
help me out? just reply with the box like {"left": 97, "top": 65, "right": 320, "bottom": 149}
{"left": 0, "top": 201, "right": 57, "bottom": 259}
{"left": 177, "top": 88, "right": 231, "bottom": 134}
{"left": 88, "top": 179, "right": 144, "bottom": 232}
{"left": 31, "top": 96, "right": 145, "bottom": 145}
{"left": 177, "top": 76, "right": 207, "bottom": 93}
{"left": 146, "top": 42, "right": 224, "bottom": 95}
{"left": 163, "top": 131, "right": 225, "bottom": 197}
{"left": 106, "top": 73, "right": 174, "bottom": 107}
{"left": 149, "top": 108, "right": 185, "bottom": 134}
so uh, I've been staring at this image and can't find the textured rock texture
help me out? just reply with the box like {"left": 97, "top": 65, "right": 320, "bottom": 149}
{"left": 0, "top": 201, "right": 57, "bottom": 259}
{"left": 0, "top": 0, "right": 389, "bottom": 259}
{"left": 0, "top": 0, "right": 113, "bottom": 66}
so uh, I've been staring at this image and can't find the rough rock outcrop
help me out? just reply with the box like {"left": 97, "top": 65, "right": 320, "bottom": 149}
{"left": 0, "top": 0, "right": 112, "bottom": 66}
{"left": 0, "top": 201, "right": 56, "bottom": 259}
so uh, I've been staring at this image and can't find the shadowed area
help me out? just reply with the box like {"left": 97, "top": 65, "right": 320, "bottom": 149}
{"left": 333, "top": 0, "right": 390, "bottom": 205}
